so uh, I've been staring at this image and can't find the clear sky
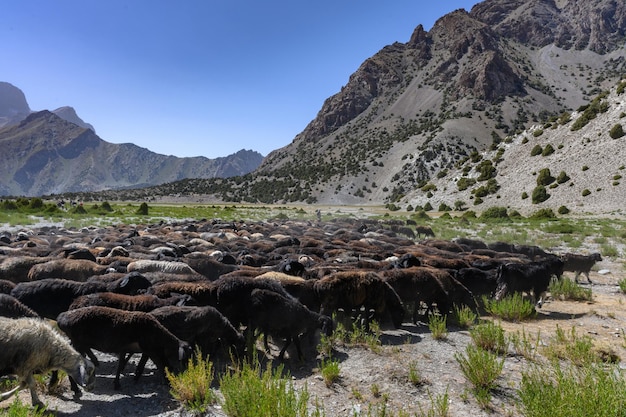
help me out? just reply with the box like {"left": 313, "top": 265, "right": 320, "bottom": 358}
{"left": 2, "top": 1, "right": 481, "bottom": 159}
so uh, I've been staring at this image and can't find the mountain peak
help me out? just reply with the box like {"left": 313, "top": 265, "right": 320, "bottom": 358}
{"left": 0, "top": 82, "right": 30, "bottom": 128}
{"left": 53, "top": 106, "right": 95, "bottom": 132}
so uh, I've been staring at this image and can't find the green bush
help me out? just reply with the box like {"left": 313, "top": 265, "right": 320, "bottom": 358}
{"left": 483, "top": 294, "right": 537, "bottom": 322}
{"left": 533, "top": 129, "right": 544, "bottom": 137}
{"left": 480, "top": 206, "right": 509, "bottom": 220}
{"left": 457, "top": 177, "right": 477, "bottom": 191}
{"left": 455, "top": 344, "right": 504, "bottom": 408}
{"left": 166, "top": 349, "right": 218, "bottom": 413}
{"left": 537, "top": 168, "right": 555, "bottom": 186}
{"left": 531, "top": 185, "right": 550, "bottom": 204}
{"left": 530, "top": 145, "right": 543, "bottom": 156}
{"left": 549, "top": 278, "right": 592, "bottom": 302}
{"left": 541, "top": 144, "right": 555, "bottom": 156}
{"left": 428, "top": 314, "right": 448, "bottom": 340}
{"left": 582, "top": 189, "right": 591, "bottom": 197}
{"left": 609, "top": 124, "right": 624, "bottom": 139}
{"left": 470, "top": 321, "right": 508, "bottom": 354}
{"left": 529, "top": 208, "right": 556, "bottom": 219}
{"left": 219, "top": 358, "right": 311, "bottom": 417}
{"left": 136, "top": 202, "right": 149, "bottom": 215}
{"left": 556, "top": 171, "right": 570, "bottom": 184}
{"left": 558, "top": 205, "right": 570, "bottom": 215}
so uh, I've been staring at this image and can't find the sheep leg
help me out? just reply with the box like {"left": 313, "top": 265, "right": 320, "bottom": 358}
{"left": 114, "top": 354, "right": 128, "bottom": 390}
{"left": 584, "top": 272, "right": 593, "bottom": 284}
{"left": 48, "top": 371, "right": 81, "bottom": 397}
{"left": 26, "top": 374, "right": 44, "bottom": 409}
{"left": 574, "top": 271, "right": 581, "bottom": 283}
{"left": 278, "top": 337, "right": 292, "bottom": 360}
{"left": 134, "top": 354, "right": 150, "bottom": 382}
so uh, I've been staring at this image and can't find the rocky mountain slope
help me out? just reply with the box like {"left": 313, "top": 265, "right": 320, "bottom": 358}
{"left": 0, "top": 109, "right": 263, "bottom": 196}
{"left": 0, "top": 82, "right": 264, "bottom": 196}
{"left": 163, "top": 0, "right": 622, "bottom": 213}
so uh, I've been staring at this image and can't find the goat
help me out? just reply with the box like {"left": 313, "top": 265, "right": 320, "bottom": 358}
{"left": 560, "top": 252, "right": 602, "bottom": 284}
{"left": 0, "top": 317, "right": 95, "bottom": 407}
{"left": 56, "top": 306, "right": 192, "bottom": 390}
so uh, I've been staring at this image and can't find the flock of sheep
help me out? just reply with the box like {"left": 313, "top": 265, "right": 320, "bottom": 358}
{"left": 0, "top": 217, "right": 601, "bottom": 410}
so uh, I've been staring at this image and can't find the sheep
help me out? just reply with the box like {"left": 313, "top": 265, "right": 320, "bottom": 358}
{"left": 11, "top": 275, "right": 154, "bottom": 320}
{"left": 246, "top": 288, "right": 333, "bottom": 360}
{"left": 0, "top": 256, "right": 53, "bottom": 283}
{"left": 126, "top": 259, "right": 200, "bottom": 276}
{"left": 255, "top": 272, "right": 321, "bottom": 312}
{"left": 69, "top": 292, "right": 191, "bottom": 312}
{"left": 56, "top": 306, "right": 192, "bottom": 390}
{"left": 415, "top": 225, "right": 435, "bottom": 238}
{"left": 0, "top": 279, "right": 16, "bottom": 294}
{"left": 383, "top": 266, "right": 478, "bottom": 322}
{"left": 131, "top": 305, "right": 245, "bottom": 381}
{"left": 494, "top": 255, "right": 564, "bottom": 308}
{"left": 0, "top": 294, "right": 39, "bottom": 318}
{"left": 314, "top": 270, "right": 405, "bottom": 330}
{"left": 560, "top": 252, "right": 602, "bottom": 284}
{"left": 147, "top": 281, "right": 216, "bottom": 305}
{"left": 27, "top": 258, "right": 110, "bottom": 282}
{"left": 0, "top": 317, "right": 95, "bottom": 407}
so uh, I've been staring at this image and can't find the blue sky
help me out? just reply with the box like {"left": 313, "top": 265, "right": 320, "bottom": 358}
{"left": 2, "top": 1, "right": 481, "bottom": 159}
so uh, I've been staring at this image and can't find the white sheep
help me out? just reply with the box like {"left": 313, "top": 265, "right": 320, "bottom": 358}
{"left": 0, "top": 317, "right": 95, "bottom": 408}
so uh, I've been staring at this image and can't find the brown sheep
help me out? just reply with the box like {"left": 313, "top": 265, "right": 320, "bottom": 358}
{"left": 314, "top": 270, "right": 404, "bottom": 329}
{"left": 27, "top": 259, "right": 109, "bottom": 282}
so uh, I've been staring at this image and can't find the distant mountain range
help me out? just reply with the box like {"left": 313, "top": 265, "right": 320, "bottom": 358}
{"left": 0, "top": 82, "right": 263, "bottom": 196}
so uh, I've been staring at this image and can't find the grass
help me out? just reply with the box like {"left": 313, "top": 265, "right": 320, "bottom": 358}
{"left": 0, "top": 397, "right": 49, "bottom": 417}
{"left": 483, "top": 293, "right": 537, "bottom": 322}
{"left": 619, "top": 278, "right": 626, "bottom": 293}
{"left": 549, "top": 278, "right": 593, "bottom": 301}
{"left": 451, "top": 304, "right": 477, "bottom": 329}
{"left": 219, "top": 357, "right": 311, "bottom": 417}
{"left": 519, "top": 361, "right": 626, "bottom": 417}
{"left": 509, "top": 328, "right": 540, "bottom": 361}
{"left": 427, "top": 314, "right": 448, "bottom": 340}
{"left": 319, "top": 358, "right": 341, "bottom": 387}
{"left": 542, "top": 325, "right": 619, "bottom": 366}
{"left": 470, "top": 321, "right": 508, "bottom": 355}
{"left": 166, "top": 348, "right": 218, "bottom": 414}
{"left": 416, "top": 388, "right": 450, "bottom": 417}
{"left": 454, "top": 344, "right": 504, "bottom": 409}
{"left": 331, "top": 320, "right": 382, "bottom": 353}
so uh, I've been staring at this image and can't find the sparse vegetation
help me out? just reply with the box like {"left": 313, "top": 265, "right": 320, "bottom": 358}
{"left": 483, "top": 294, "right": 537, "bottom": 322}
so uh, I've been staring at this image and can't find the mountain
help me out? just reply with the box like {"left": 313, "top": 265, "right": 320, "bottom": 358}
{"left": 0, "top": 110, "right": 264, "bottom": 196}
{"left": 52, "top": 106, "right": 95, "bottom": 132}
{"left": 0, "top": 82, "right": 30, "bottom": 128}
{"left": 147, "top": 0, "right": 622, "bottom": 212}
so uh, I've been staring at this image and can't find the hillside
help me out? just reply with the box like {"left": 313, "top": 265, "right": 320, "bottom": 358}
{"left": 0, "top": 110, "right": 264, "bottom": 196}
{"left": 39, "top": 0, "right": 626, "bottom": 213}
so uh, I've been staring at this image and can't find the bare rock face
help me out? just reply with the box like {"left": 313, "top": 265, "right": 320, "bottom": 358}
{"left": 0, "top": 82, "right": 30, "bottom": 128}
{"left": 471, "top": 0, "right": 626, "bottom": 54}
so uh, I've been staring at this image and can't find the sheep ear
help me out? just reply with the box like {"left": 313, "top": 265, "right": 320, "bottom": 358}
{"left": 178, "top": 346, "right": 185, "bottom": 361}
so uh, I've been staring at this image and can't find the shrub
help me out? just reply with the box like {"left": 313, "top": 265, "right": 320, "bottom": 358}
{"left": 519, "top": 361, "right": 626, "bottom": 417}
{"left": 549, "top": 278, "right": 592, "bottom": 302}
{"left": 530, "top": 145, "right": 543, "bottom": 156}
{"left": 452, "top": 305, "right": 477, "bottom": 329}
{"left": 558, "top": 205, "right": 570, "bottom": 215}
{"left": 136, "top": 202, "right": 149, "bottom": 215}
{"left": 531, "top": 185, "right": 550, "bottom": 204}
{"left": 609, "top": 124, "right": 624, "bottom": 139}
{"left": 536, "top": 168, "right": 555, "bottom": 186}
{"left": 483, "top": 294, "right": 537, "bottom": 322}
{"left": 167, "top": 349, "right": 218, "bottom": 413}
{"left": 219, "top": 358, "right": 310, "bottom": 417}
{"left": 455, "top": 344, "right": 504, "bottom": 408}
{"left": 533, "top": 129, "right": 544, "bottom": 137}
{"left": 319, "top": 358, "right": 340, "bottom": 387}
{"left": 541, "top": 144, "right": 555, "bottom": 156}
{"left": 457, "top": 177, "right": 477, "bottom": 191}
{"left": 556, "top": 171, "right": 570, "bottom": 184}
{"left": 480, "top": 206, "right": 509, "bottom": 220}
{"left": 470, "top": 321, "right": 508, "bottom": 354}
{"left": 529, "top": 208, "right": 556, "bottom": 219}
{"left": 582, "top": 189, "right": 591, "bottom": 197}
{"left": 428, "top": 314, "right": 448, "bottom": 340}
{"left": 618, "top": 278, "right": 626, "bottom": 293}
